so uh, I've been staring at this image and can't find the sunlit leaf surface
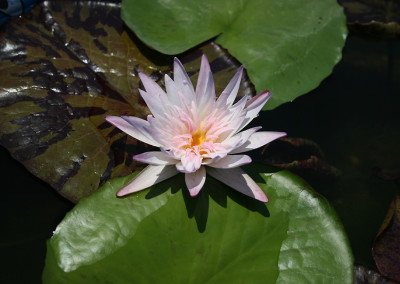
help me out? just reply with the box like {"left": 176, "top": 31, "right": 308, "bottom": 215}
{"left": 42, "top": 164, "right": 353, "bottom": 283}
{"left": 122, "top": 0, "right": 347, "bottom": 109}
{"left": 0, "top": 1, "right": 254, "bottom": 202}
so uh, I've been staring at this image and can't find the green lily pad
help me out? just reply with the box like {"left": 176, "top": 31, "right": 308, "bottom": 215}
{"left": 121, "top": 0, "right": 347, "bottom": 109}
{"left": 0, "top": 1, "right": 254, "bottom": 202}
{"left": 42, "top": 164, "right": 353, "bottom": 283}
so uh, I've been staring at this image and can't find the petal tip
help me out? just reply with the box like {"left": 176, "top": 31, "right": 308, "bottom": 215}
{"left": 104, "top": 115, "right": 115, "bottom": 122}
{"left": 116, "top": 189, "right": 127, "bottom": 197}
{"left": 189, "top": 190, "right": 200, "bottom": 197}
{"left": 258, "top": 195, "right": 269, "bottom": 203}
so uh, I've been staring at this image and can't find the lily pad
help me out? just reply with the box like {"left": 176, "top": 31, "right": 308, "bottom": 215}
{"left": 121, "top": 0, "right": 348, "bottom": 109}
{"left": 354, "top": 264, "right": 398, "bottom": 284}
{"left": 257, "top": 137, "right": 341, "bottom": 182}
{"left": 339, "top": 0, "right": 400, "bottom": 39}
{"left": 42, "top": 163, "right": 353, "bottom": 283}
{"left": 0, "top": 1, "right": 254, "bottom": 202}
{"left": 373, "top": 194, "right": 400, "bottom": 282}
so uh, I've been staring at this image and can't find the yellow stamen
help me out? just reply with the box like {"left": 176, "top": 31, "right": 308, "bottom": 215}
{"left": 191, "top": 130, "right": 206, "bottom": 146}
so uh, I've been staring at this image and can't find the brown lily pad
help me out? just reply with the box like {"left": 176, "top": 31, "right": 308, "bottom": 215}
{"left": 373, "top": 194, "right": 400, "bottom": 282}
{"left": 0, "top": 1, "right": 254, "bottom": 202}
{"left": 354, "top": 264, "right": 399, "bottom": 284}
{"left": 338, "top": 0, "right": 400, "bottom": 39}
{"left": 255, "top": 137, "right": 341, "bottom": 182}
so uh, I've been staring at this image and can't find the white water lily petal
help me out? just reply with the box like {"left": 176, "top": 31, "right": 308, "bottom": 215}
{"left": 116, "top": 165, "right": 178, "bottom": 196}
{"left": 230, "top": 131, "right": 287, "bottom": 154}
{"left": 139, "top": 89, "right": 167, "bottom": 118}
{"left": 196, "top": 55, "right": 212, "bottom": 100}
{"left": 174, "top": 57, "right": 195, "bottom": 101}
{"left": 164, "top": 74, "right": 182, "bottom": 107}
{"left": 133, "top": 151, "right": 177, "bottom": 165}
{"left": 217, "top": 66, "right": 243, "bottom": 107}
{"left": 208, "top": 155, "right": 252, "bottom": 169}
{"left": 181, "top": 152, "right": 202, "bottom": 173}
{"left": 207, "top": 167, "right": 268, "bottom": 202}
{"left": 121, "top": 116, "right": 161, "bottom": 144}
{"left": 237, "top": 90, "right": 272, "bottom": 132}
{"left": 198, "top": 71, "right": 215, "bottom": 116}
{"left": 185, "top": 166, "right": 206, "bottom": 196}
{"left": 138, "top": 72, "right": 167, "bottom": 98}
{"left": 105, "top": 116, "right": 161, "bottom": 147}
{"left": 222, "top": 127, "right": 261, "bottom": 152}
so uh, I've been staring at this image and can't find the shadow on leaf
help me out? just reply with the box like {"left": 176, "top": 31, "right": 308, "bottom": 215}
{"left": 143, "top": 167, "right": 272, "bottom": 233}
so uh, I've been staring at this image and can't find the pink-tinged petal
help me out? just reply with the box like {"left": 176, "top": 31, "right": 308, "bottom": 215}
{"left": 208, "top": 155, "right": 252, "bottom": 169}
{"left": 133, "top": 151, "right": 177, "bottom": 165}
{"left": 105, "top": 115, "right": 161, "bottom": 147}
{"left": 237, "top": 90, "right": 272, "bottom": 132}
{"left": 116, "top": 165, "right": 178, "bottom": 196}
{"left": 138, "top": 72, "right": 167, "bottom": 98}
{"left": 216, "top": 66, "right": 243, "bottom": 107}
{"left": 185, "top": 166, "right": 206, "bottom": 196}
{"left": 180, "top": 152, "right": 202, "bottom": 173}
{"left": 245, "top": 89, "right": 272, "bottom": 109}
{"left": 174, "top": 57, "right": 195, "bottom": 100}
{"left": 230, "top": 131, "right": 287, "bottom": 154}
{"left": 207, "top": 167, "right": 268, "bottom": 202}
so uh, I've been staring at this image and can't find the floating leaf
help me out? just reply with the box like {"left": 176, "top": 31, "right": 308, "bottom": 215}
{"left": 42, "top": 164, "right": 353, "bottom": 283}
{"left": 256, "top": 137, "right": 341, "bottom": 182}
{"left": 339, "top": 0, "right": 400, "bottom": 24}
{"left": 354, "top": 264, "right": 398, "bottom": 284}
{"left": 0, "top": 1, "right": 254, "bottom": 202}
{"left": 339, "top": 0, "right": 400, "bottom": 39}
{"left": 373, "top": 194, "right": 400, "bottom": 282}
{"left": 121, "top": 0, "right": 347, "bottom": 109}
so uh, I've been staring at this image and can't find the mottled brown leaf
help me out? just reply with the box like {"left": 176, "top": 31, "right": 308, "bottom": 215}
{"left": 255, "top": 137, "right": 341, "bottom": 183}
{"left": 339, "top": 0, "right": 400, "bottom": 39}
{"left": 373, "top": 194, "right": 400, "bottom": 282}
{"left": 0, "top": 1, "right": 254, "bottom": 202}
{"left": 354, "top": 264, "right": 399, "bottom": 284}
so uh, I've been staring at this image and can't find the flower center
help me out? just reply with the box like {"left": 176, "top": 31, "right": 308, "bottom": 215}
{"left": 191, "top": 130, "right": 206, "bottom": 147}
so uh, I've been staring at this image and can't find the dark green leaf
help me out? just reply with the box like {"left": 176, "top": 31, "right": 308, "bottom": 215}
{"left": 122, "top": 0, "right": 347, "bottom": 109}
{"left": 0, "top": 2, "right": 254, "bottom": 202}
{"left": 42, "top": 164, "right": 353, "bottom": 283}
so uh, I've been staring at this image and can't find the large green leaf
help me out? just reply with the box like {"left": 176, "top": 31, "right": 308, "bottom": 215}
{"left": 0, "top": 1, "right": 254, "bottom": 202}
{"left": 42, "top": 164, "right": 353, "bottom": 283}
{"left": 121, "top": 0, "right": 347, "bottom": 109}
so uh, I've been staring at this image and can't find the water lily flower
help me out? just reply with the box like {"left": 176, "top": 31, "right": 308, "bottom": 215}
{"left": 106, "top": 55, "right": 286, "bottom": 202}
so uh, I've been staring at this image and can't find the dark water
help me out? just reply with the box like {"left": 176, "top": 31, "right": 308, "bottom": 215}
{"left": 261, "top": 35, "right": 400, "bottom": 268}
{"left": 1, "top": 34, "right": 399, "bottom": 283}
